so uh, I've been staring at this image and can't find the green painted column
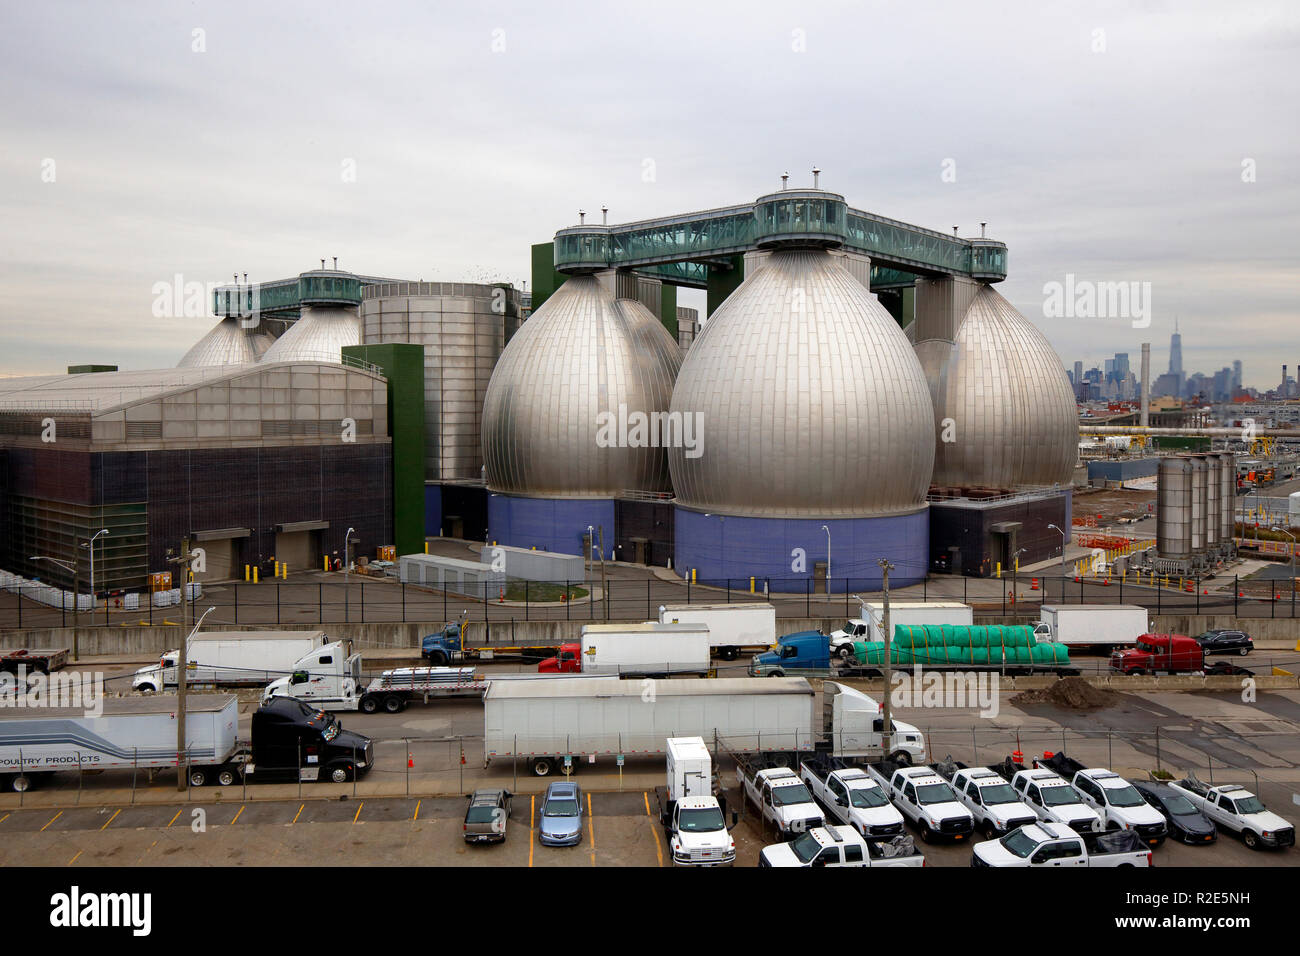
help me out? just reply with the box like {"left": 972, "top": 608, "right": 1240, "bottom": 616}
{"left": 706, "top": 255, "right": 745, "bottom": 317}
{"left": 530, "top": 242, "right": 567, "bottom": 312}
{"left": 659, "top": 283, "right": 678, "bottom": 341}
{"left": 342, "top": 343, "right": 425, "bottom": 557}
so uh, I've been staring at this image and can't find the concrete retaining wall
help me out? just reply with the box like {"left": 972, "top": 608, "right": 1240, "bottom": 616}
{"left": 3, "top": 614, "right": 1295, "bottom": 660}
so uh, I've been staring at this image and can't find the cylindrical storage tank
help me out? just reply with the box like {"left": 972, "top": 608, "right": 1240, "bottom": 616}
{"left": 1205, "top": 455, "right": 1221, "bottom": 550}
{"left": 1157, "top": 457, "right": 1192, "bottom": 559}
{"left": 1189, "top": 456, "right": 1208, "bottom": 553}
{"left": 481, "top": 276, "right": 681, "bottom": 555}
{"left": 1220, "top": 452, "right": 1237, "bottom": 546}
{"left": 361, "top": 282, "right": 524, "bottom": 482}
{"left": 668, "top": 249, "right": 935, "bottom": 590}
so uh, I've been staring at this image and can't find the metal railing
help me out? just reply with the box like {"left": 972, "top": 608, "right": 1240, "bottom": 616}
{"left": 2, "top": 570, "right": 1299, "bottom": 631}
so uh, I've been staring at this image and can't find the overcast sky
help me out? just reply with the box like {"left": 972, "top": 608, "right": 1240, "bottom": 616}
{"left": 2, "top": 1, "right": 1296, "bottom": 389}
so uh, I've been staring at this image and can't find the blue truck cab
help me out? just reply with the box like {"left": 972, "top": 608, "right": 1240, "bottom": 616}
{"left": 748, "top": 630, "right": 830, "bottom": 677}
{"left": 421, "top": 622, "right": 464, "bottom": 665}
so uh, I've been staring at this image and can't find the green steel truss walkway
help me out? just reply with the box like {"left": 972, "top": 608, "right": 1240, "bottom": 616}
{"left": 551, "top": 188, "right": 1007, "bottom": 290}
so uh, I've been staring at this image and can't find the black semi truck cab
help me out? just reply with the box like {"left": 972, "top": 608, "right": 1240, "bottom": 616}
{"left": 248, "top": 697, "right": 374, "bottom": 783}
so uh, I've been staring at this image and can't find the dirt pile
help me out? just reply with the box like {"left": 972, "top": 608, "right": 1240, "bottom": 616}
{"left": 1011, "top": 677, "right": 1117, "bottom": 710}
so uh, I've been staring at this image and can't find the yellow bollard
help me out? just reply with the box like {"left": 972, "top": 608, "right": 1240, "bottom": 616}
{"left": 274, "top": 561, "right": 280, "bottom": 578}
{"left": 750, "top": 576, "right": 755, "bottom": 594}
{"left": 253, "top": 566, "right": 259, "bottom": 584}
{"left": 424, "top": 541, "right": 429, "bottom": 554}
{"left": 244, "top": 564, "right": 250, "bottom": 582}
{"left": 324, "top": 556, "right": 330, "bottom": 571}
{"left": 691, "top": 568, "right": 697, "bottom": 583}
{"left": 281, "top": 562, "right": 288, "bottom": 579}
{"left": 996, "top": 562, "right": 1002, "bottom": 579}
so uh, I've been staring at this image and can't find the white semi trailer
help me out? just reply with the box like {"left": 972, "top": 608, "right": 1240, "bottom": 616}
{"left": 657, "top": 603, "right": 777, "bottom": 660}
{"left": 483, "top": 676, "right": 926, "bottom": 777}
{"left": 132, "top": 630, "right": 332, "bottom": 693}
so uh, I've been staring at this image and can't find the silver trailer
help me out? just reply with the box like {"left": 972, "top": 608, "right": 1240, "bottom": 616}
{"left": 0, "top": 695, "right": 239, "bottom": 792}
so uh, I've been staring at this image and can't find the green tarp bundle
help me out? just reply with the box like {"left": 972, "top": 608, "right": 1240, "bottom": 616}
{"left": 851, "top": 625, "right": 1070, "bottom": 667}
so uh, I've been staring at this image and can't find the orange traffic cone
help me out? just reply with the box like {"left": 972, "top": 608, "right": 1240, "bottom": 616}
{"left": 407, "top": 753, "right": 414, "bottom": 769}
{"left": 1031, "top": 578, "right": 1039, "bottom": 591}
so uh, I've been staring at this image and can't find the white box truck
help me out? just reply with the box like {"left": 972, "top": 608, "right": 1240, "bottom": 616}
{"left": 829, "top": 602, "right": 972, "bottom": 659}
{"left": 653, "top": 737, "right": 736, "bottom": 865}
{"left": 658, "top": 603, "right": 777, "bottom": 660}
{"left": 537, "top": 622, "right": 712, "bottom": 678}
{"left": 1033, "top": 605, "right": 1151, "bottom": 653}
{"left": 132, "top": 630, "right": 332, "bottom": 693}
{"left": 484, "top": 676, "right": 926, "bottom": 777}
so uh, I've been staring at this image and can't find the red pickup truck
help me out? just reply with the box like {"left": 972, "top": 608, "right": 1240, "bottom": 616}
{"left": 1110, "top": 634, "right": 1204, "bottom": 675}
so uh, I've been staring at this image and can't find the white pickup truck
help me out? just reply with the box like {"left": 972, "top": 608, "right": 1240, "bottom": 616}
{"left": 1169, "top": 777, "right": 1295, "bottom": 850}
{"left": 759, "top": 825, "right": 925, "bottom": 868}
{"left": 935, "top": 760, "right": 1039, "bottom": 838}
{"left": 1035, "top": 754, "right": 1167, "bottom": 845}
{"left": 867, "top": 762, "right": 974, "bottom": 843}
{"left": 1008, "top": 768, "right": 1103, "bottom": 833}
{"left": 737, "top": 757, "right": 824, "bottom": 840}
{"left": 972, "top": 821, "right": 1154, "bottom": 868}
{"left": 799, "top": 758, "right": 905, "bottom": 841}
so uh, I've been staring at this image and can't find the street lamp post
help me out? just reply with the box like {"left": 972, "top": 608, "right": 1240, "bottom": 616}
{"left": 822, "top": 525, "right": 831, "bottom": 594}
{"left": 31, "top": 554, "right": 80, "bottom": 659}
{"left": 1047, "top": 523, "right": 1067, "bottom": 575}
{"left": 85, "top": 528, "right": 109, "bottom": 624}
{"left": 344, "top": 527, "right": 356, "bottom": 622}
{"left": 1270, "top": 526, "right": 1296, "bottom": 613}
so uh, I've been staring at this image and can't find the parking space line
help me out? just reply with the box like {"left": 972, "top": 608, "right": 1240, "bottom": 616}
{"left": 41, "top": 811, "right": 63, "bottom": 832}
{"left": 529, "top": 794, "right": 535, "bottom": 868}
{"left": 0, "top": 813, "right": 9, "bottom": 826}
{"left": 100, "top": 809, "right": 121, "bottom": 831}
{"left": 166, "top": 809, "right": 182, "bottom": 828}
{"left": 290, "top": 803, "right": 304, "bottom": 826}
{"left": 587, "top": 792, "right": 595, "bottom": 865}
{"left": 353, "top": 802, "right": 364, "bottom": 824}
{"left": 643, "top": 791, "right": 664, "bottom": 867}
{"left": 412, "top": 800, "right": 420, "bottom": 822}
{"left": 231, "top": 805, "right": 245, "bottom": 825}
{"left": 68, "top": 850, "right": 82, "bottom": 866}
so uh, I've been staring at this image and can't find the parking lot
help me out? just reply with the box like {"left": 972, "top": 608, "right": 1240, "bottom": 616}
{"left": 1, "top": 780, "right": 1294, "bottom": 868}
{"left": 3, "top": 683, "right": 1298, "bottom": 868}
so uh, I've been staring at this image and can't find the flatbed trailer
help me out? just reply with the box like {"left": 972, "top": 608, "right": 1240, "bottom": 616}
{"left": 0, "top": 648, "right": 70, "bottom": 675}
{"left": 830, "top": 660, "right": 1080, "bottom": 679}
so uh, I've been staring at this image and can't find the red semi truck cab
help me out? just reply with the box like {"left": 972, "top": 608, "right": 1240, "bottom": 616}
{"left": 537, "top": 643, "right": 581, "bottom": 673}
{"left": 1110, "top": 634, "right": 1203, "bottom": 675}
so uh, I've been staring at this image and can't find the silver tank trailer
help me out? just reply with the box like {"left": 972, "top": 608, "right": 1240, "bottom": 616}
{"left": 1157, "top": 456, "right": 1192, "bottom": 560}
{"left": 1189, "top": 456, "right": 1208, "bottom": 557}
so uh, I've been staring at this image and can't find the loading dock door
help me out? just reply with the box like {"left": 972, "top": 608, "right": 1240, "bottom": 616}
{"left": 275, "top": 531, "right": 316, "bottom": 572}
{"left": 193, "top": 539, "right": 236, "bottom": 582}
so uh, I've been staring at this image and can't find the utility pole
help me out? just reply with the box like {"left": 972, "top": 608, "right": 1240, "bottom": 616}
{"left": 168, "top": 539, "right": 194, "bottom": 792}
{"left": 877, "top": 557, "right": 895, "bottom": 760}
{"left": 599, "top": 525, "right": 608, "bottom": 620}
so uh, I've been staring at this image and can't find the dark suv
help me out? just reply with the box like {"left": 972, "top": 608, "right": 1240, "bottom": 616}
{"left": 464, "top": 788, "right": 512, "bottom": 844}
{"left": 1194, "top": 629, "right": 1253, "bottom": 656}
